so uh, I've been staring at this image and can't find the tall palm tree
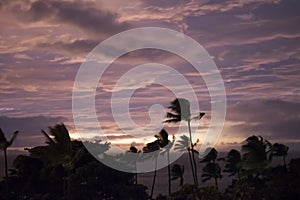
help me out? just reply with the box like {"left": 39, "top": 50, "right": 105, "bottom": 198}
{"left": 223, "top": 149, "right": 242, "bottom": 178}
{"left": 174, "top": 135, "right": 196, "bottom": 184}
{"left": 155, "top": 129, "right": 175, "bottom": 195}
{"left": 0, "top": 128, "right": 19, "bottom": 198}
{"left": 200, "top": 148, "right": 222, "bottom": 189}
{"left": 165, "top": 98, "right": 205, "bottom": 186}
{"left": 272, "top": 143, "right": 289, "bottom": 167}
{"left": 128, "top": 145, "right": 139, "bottom": 185}
{"left": 39, "top": 124, "right": 81, "bottom": 199}
{"left": 142, "top": 140, "right": 160, "bottom": 200}
{"left": 202, "top": 162, "right": 222, "bottom": 189}
{"left": 241, "top": 135, "right": 272, "bottom": 172}
{"left": 171, "top": 164, "right": 184, "bottom": 187}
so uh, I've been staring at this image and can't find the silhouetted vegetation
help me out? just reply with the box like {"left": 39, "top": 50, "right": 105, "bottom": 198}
{"left": 165, "top": 98, "right": 205, "bottom": 186}
{"left": 0, "top": 128, "right": 18, "bottom": 199}
{"left": 170, "top": 164, "right": 184, "bottom": 187}
{"left": 200, "top": 148, "right": 222, "bottom": 189}
{"left": 0, "top": 98, "right": 299, "bottom": 199}
{"left": 0, "top": 125, "right": 148, "bottom": 200}
{"left": 1, "top": 125, "right": 299, "bottom": 200}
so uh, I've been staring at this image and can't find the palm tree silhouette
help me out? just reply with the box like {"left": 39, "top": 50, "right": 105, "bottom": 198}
{"left": 142, "top": 140, "right": 160, "bottom": 199}
{"left": 174, "top": 134, "right": 196, "bottom": 185}
{"left": 272, "top": 143, "right": 289, "bottom": 167}
{"left": 223, "top": 149, "right": 242, "bottom": 179}
{"left": 142, "top": 129, "right": 173, "bottom": 199}
{"left": 171, "top": 164, "right": 184, "bottom": 187}
{"left": 128, "top": 145, "right": 139, "bottom": 184}
{"left": 200, "top": 148, "right": 222, "bottom": 189}
{"left": 0, "top": 128, "right": 19, "bottom": 198}
{"left": 241, "top": 135, "right": 272, "bottom": 173}
{"left": 155, "top": 129, "right": 175, "bottom": 195}
{"left": 39, "top": 124, "right": 84, "bottom": 199}
{"left": 165, "top": 98, "right": 205, "bottom": 186}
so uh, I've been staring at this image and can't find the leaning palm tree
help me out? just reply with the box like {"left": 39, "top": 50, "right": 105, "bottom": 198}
{"left": 200, "top": 148, "right": 222, "bottom": 189}
{"left": 128, "top": 145, "right": 139, "bottom": 184}
{"left": 155, "top": 129, "right": 175, "bottom": 195}
{"left": 171, "top": 164, "right": 184, "bottom": 187}
{"left": 272, "top": 143, "right": 289, "bottom": 167}
{"left": 142, "top": 140, "right": 160, "bottom": 200}
{"left": 40, "top": 124, "right": 78, "bottom": 199}
{"left": 0, "top": 128, "right": 19, "bottom": 198}
{"left": 165, "top": 98, "right": 205, "bottom": 186}
{"left": 241, "top": 135, "right": 273, "bottom": 179}
{"left": 174, "top": 135, "right": 196, "bottom": 184}
{"left": 202, "top": 162, "right": 222, "bottom": 189}
{"left": 223, "top": 149, "right": 242, "bottom": 179}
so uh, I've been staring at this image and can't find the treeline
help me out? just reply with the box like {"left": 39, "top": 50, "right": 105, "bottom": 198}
{"left": 0, "top": 98, "right": 299, "bottom": 199}
{"left": 1, "top": 124, "right": 299, "bottom": 200}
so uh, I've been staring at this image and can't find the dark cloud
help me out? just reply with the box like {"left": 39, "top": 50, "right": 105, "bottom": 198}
{"left": 35, "top": 38, "right": 100, "bottom": 55}
{"left": 0, "top": 116, "right": 67, "bottom": 148}
{"left": 10, "top": 0, "right": 129, "bottom": 36}
{"left": 0, "top": 0, "right": 9, "bottom": 10}
{"left": 91, "top": 134, "right": 134, "bottom": 141}
{"left": 142, "top": 0, "right": 190, "bottom": 8}
{"left": 225, "top": 99, "right": 300, "bottom": 140}
{"left": 252, "top": 0, "right": 300, "bottom": 20}
{"left": 185, "top": 0, "right": 300, "bottom": 44}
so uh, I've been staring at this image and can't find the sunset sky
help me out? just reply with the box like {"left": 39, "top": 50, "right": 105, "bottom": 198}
{"left": 0, "top": 0, "right": 299, "bottom": 153}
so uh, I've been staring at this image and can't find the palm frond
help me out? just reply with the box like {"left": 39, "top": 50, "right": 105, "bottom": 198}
{"left": 0, "top": 128, "right": 7, "bottom": 144}
{"left": 41, "top": 129, "right": 55, "bottom": 145}
{"left": 200, "top": 148, "right": 218, "bottom": 163}
{"left": 174, "top": 135, "right": 190, "bottom": 152}
{"left": 165, "top": 98, "right": 191, "bottom": 122}
{"left": 191, "top": 112, "right": 205, "bottom": 120}
{"left": 8, "top": 131, "right": 19, "bottom": 147}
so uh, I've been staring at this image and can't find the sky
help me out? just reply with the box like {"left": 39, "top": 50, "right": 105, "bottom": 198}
{"left": 0, "top": 0, "right": 299, "bottom": 153}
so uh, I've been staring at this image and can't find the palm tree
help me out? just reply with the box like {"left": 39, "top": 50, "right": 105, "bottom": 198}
{"left": 38, "top": 124, "right": 84, "bottom": 199}
{"left": 200, "top": 148, "right": 222, "bottom": 189}
{"left": 241, "top": 135, "right": 272, "bottom": 173}
{"left": 171, "top": 164, "right": 184, "bottom": 187}
{"left": 142, "top": 140, "right": 160, "bottom": 199}
{"left": 128, "top": 145, "right": 139, "bottom": 184}
{"left": 165, "top": 98, "right": 205, "bottom": 186}
{"left": 202, "top": 162, "right": 222, "bottom": 188}
{"left": 272, "top": 143, "right": 289, "bottom": 167}
{"left": 155, "top": 129, "right": 174, "bottom": 195}
{"left": 0, "top": 128, "right": 19, "bottom": 198}
{"left": 174, "top": 135, "right": 197, "bottom": 185}
{"left": 200, "top": 147, "right": 218, "bottom": 163}
{"left": 223, "top": 149, "right": 242, "bottom": 178}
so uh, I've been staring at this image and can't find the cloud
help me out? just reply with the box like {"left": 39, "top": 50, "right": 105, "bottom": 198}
{"left": 3, "top": 0, "right": 129, "bottom": 36}
{"left": 223, "top": 99, "right": 300, "bottom": 141}
{"left": 142, "top": 0, "right": 190, "bottom": 8}
{"left": 0, "top": 0, "right": 299, "bottom": 153}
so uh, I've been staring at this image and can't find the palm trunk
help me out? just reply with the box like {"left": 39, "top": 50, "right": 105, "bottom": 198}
{"left": 134, "top": 161, "right": 138, "bottom": 185}
{"left": 188, "top": 120, "right": 198, "bottom": 186}
{"left": 167, "top": 151, "right": 171, "bottom": 195}
{"left": 180, "top": 177, "right": 183, "bottom": 186}
{"left": 283, "top": 155, "right": 287, "bottom": 167}
{"left": 150, "top": 157, "right": 158, "bottom": 200}
{"left": 135, "top": 173, "right": 138, "bottom": 185}
{"left": 237, "top": 171, "right": 241, "bottom": 181}
{"left": 4, "top": 149, "right": 9, "bottom": 199}
{"left": 215, "top": 177, "right": 218, "bottom": 189}
{"left": 187, "top": 148, "right": 196, "bottom": 185}
{"left": 67, "top": 170, "right": 71, "bottom": 200}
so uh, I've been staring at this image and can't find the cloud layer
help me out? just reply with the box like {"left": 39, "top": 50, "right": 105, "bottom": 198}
{"left": 0, "top": 0, "right": 299, "bottom": 151}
